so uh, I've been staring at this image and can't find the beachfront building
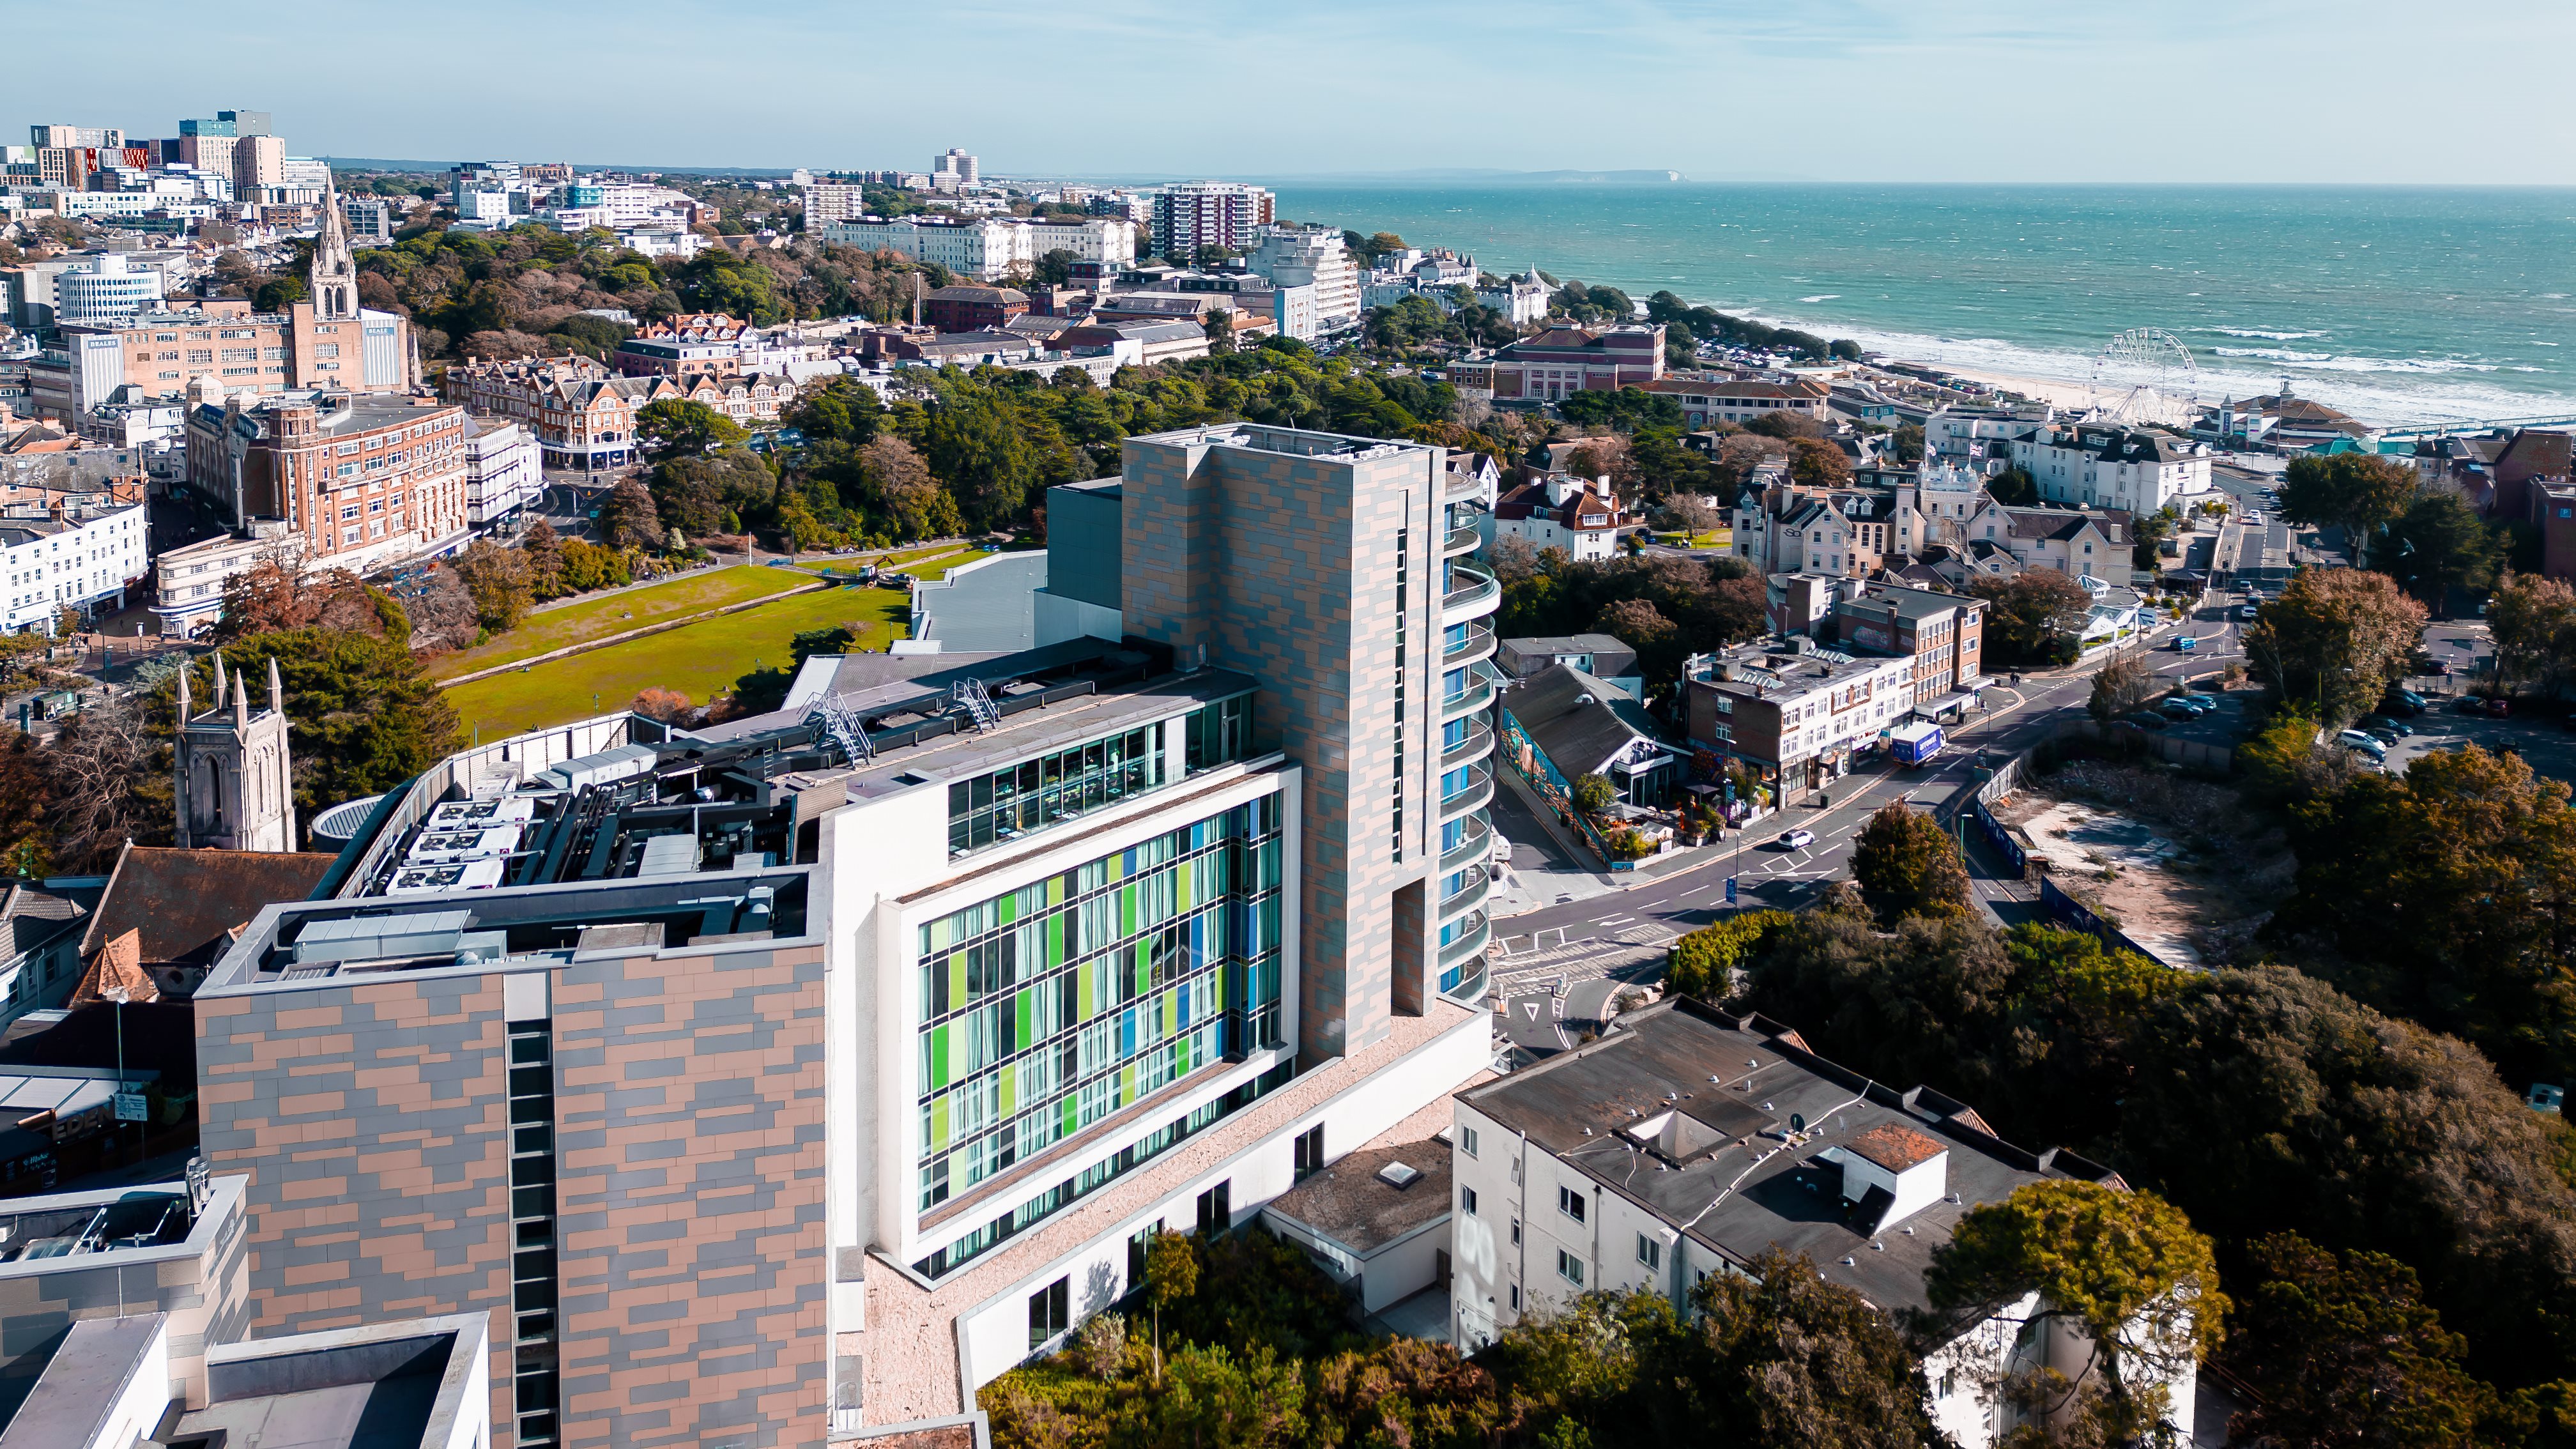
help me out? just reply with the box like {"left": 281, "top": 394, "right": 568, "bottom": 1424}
{"left": 2011, "top": 422, "right": 2212, "bottom": 514}
{"left": 1640, "top": 374, "right": 1832, "bottom": 429}
{"left": 195, "top": 421, "right": 1505, "bottom": 1446}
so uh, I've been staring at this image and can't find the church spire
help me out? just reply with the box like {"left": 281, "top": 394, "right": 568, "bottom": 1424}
{"left": 311, "top": 172, "right": 358, "bottom": 322}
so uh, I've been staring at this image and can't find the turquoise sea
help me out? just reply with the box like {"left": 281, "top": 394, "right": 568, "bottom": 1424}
{"left": 1264, "top": 183, "right": 2576, "bottom": 429}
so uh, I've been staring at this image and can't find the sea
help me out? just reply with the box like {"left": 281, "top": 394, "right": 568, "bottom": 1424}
{"left": 1262, "top": 183, "right": 2576, "bottom": 430}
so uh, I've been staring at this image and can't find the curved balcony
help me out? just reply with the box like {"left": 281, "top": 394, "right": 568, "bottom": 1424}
{"left": 1440, "top": 717, "right": 1494, "bottom": 772}
{"left": 1438, "top": 763, "right": 1494, "bottom": 821}
{"left": 1444, "top": 523, "right": 1483, "bottom": 557}
{"left": 1439, "top": 813, "right": 1494, "bottom": 874}
{"left": 1439, "top": 910, "right": 1491, "bottom": 969}
{"left": 1443, "top": 622, "right": 1496, "bottom": 668}
{"left": 1439, "top": 663, "right": 1496, "bottom": 722}
{"left": 1444, "top": 467, "right": 1487, "bottom": 502}
{"left": 1437, "top": 866, "right": 1491, "bottom": 924}
{"left": 1440, "top": 562, "right": 1500, "bottom": 624}
{"left": 1440, "top": 958, "right": 1491, "bottom": 1006}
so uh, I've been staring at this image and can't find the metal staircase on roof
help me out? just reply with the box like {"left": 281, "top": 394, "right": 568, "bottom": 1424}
{"left": 806, "top": 694, "right": 876, "bottom": 767}
{"left": 953, "top": 676, "right": 1000, "bottom": 733}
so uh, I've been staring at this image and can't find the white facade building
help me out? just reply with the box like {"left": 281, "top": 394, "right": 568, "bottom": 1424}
{"left": 805, "top": 182, "right": 867, "bottom": 226}
{"left": 2011, "top": 423, "right": 2212, "bottom": 514}
{"left": 1924, "top": 405, "right": 2053, "bottom": 475}
{"left": 0, "top": 502, "right": 149, "bottom": 633}
{"left": 1150, "top": 181, "right": 1275, "bottom": 258}
{"left": 463, "top": 417, "right": 541, "bottom": 527}
{"left": 1242, "top": 227, "right": 1360, "bottom": 328}
{"left": 820, "top": 216, "right": 1135, "bottom": 281}
{"left": 50, "top": 254, "right": 166, "bottom": 327}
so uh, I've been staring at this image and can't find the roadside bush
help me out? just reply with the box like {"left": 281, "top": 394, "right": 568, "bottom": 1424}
{"left": 1666, "top": 910, "right": 1793, "bottom": 1000}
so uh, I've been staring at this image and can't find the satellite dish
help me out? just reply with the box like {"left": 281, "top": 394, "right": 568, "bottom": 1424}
{"left": 1790, "top": 1112, "right": 1807, "bottom": 1133}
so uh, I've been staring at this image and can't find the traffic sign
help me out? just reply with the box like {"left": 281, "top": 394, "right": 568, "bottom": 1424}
{"left": 112, "top": 1092, "right": 148, "bottom": 1124}
{"left": 1724, "top": 877, "right": 1737, "bottom": 905}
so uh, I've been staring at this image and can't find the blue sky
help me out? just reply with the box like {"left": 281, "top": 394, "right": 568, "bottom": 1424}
{"left": 17, "top": 0, "right": 2574, "bottom": 183}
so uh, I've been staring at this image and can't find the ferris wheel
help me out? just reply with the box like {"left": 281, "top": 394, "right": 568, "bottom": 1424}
{"left": 2089, "top": 328, "right": 2201, "bottom": 424}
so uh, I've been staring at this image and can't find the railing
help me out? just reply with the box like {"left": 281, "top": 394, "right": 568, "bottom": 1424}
{"left": 1444, "top": 468, "right": 1486, "bottom": 501}
{"left": 1437, "top": 868, "right": 1491, "bottom": 923}
{"left": 1439, "top": 911, "right": 1491, "bottom": 967}
{"left": 1440, "top": 664, "right": 1496, "bottom": 719}
{"left": 1443, "top": 622, "right": 1495, "bottom": 666}
{"left": 1444, "top": 524, "right": 1482, "bottom": 556}
{"left": 1441, "top": 562, "right": 1499, "bottom": 619}
{"left": 1440, "top": 958, "right": 1490, "bottom": 1007}
{"left": 1440, "top": 718, "right": 1494, "bottom": 772}
{"left": 1439, "top": 815, "right": 1494, "bottom": 873}
{"left": 1439, "top": 764, "right": 1493, "bottom": 819}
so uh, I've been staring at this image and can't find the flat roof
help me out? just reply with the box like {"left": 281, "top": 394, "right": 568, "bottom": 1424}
{"left": 1264, "top": 1075, "right": 1491, "bottom": 1255}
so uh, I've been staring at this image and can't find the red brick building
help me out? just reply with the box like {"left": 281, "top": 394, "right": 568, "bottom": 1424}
{"left": 921, "top": 286, "right": 1030, "bottom": 333}
{"left": 1452, "top": 324, "right": 1664, "bottom": 402}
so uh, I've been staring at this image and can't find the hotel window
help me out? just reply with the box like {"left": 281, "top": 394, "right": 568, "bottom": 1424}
{"left": 1460, "top": 1186, "right": 1478, "bottom": 1217}
{"left": 1558, "top": 1186, "right": 1586, "bottom": 1224}
{"left": 1558, "top": 1250, "right": 1584, "bottom": 1286}
{"left": 1637, "top": 1233, "right": 1661, "bottom": 1269}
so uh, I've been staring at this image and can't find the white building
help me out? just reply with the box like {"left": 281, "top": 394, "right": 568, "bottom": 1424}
{"left": 153, "top": 526, "right": 291, "bottom": 638}
{"left": 1449, "top": 1000, "right": 2202, "bottom": 1448}
{"left": 1895, "top": 460, "right": 1993, "bottom": 553}
{"left": 820, "top": 215, "right": 1135, "bottom": 281}
{"left": 464, "top": 417, "right": 541, "bottom": 527}
{"left": 2011, "top": 423, "right": 2211, "bottom": 514}
{"left": 51, "top": 254, "right": 165, "bottom": 327}
{"left": 933, "top": 148, "right": 980, "bottom": 187}
{"left": 805, "top": 181, "right": 867, "bottom": 226}
{"left": 0, "top": 500, "right": 149, "bottom": 633}
{"left": 1242, "top": 227, "right": 1360, "bottom": 328}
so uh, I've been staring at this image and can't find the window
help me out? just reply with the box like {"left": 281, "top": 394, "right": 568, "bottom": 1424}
{"left": 1637, "top": 1234, "right": 1661, "bottom": 1269}
{"left": 1459, "top": 1126, "right": 1478, "bottom": 1158}
{"left": 1196, "top": 1180, "right": 1232, "bottom": 1236}
{"left": 1557, "top": 1250, "right": 1585, "bottom": 1286}
{"left": 1292, "top": 1124, "right": 1324, "bottom": 1181}
{"left": 1128, "top": 1223, "right": 1158, "bottom": 1290}
{"left": 1027, "top": 1276, "right": 1069, "bottom": 1350}
{"left": 1558, "top": 1186, "right": 1585, "bottom": 1223}
{"left": 1509, "top": 1284, "right": 1521, "bottom": 1311}
{"left": 1509, "top": 1217, "right": 1521, "bottom": 1246}
{"left": 1460, "top": 1186, "right": 1478, "bottom": 1217}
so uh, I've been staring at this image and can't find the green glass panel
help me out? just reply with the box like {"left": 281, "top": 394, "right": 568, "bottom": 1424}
{"left": 1016, "top": 989, "right": 1033, "bottom": 1051}
{"left": 1078, "top": 964, "right": 1095, "bottom": 1019}
{"left": 1061, "top": 1094, "right": 1077, "bottom": 1138}
{"left": 1047, "top": 914, "right": 1065, "bottom": 968}
{"left": 948, "top": 954, "right": 966, "bottom": 1012}
{"left": 930, "top": 1025, "right": 949, "bottom": 1090}
{"left": 999, "top": 1068, "right": 1016, "bottom": 1116}
{"left": 931, "top": 1094, "right": 950, "bottom": 1150}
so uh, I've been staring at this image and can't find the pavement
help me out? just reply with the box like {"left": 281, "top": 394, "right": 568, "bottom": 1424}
{"left": 1477, "top": 586, "right": 2255, "bottom": 1027}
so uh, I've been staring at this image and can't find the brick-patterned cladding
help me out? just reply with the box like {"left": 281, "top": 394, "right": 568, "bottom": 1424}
{"left": 0, "top": 1181, "right": 247, "bottom": 1415}
{"left": 197, "top": 974, "right": 517, "bottom": 1439}
{"left": 1121, "top": 430, "right": 1439, "bottom": 1062}
{"left": 553, "top": 940, "right": 829, "bottom": 1448}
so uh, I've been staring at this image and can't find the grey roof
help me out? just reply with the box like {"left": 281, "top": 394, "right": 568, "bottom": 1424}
{"left": 912, "top": 553, "right": 1047, "bottom": 654}
{"left": 1459, "top": 999, "right": 2124, "bottom": 1315}
{"left": 0, "top": 882, "right": 91, "bottom": 960}
{"left": 1506, "top": 664, "right": 1665, "bottom": 778}
{"left": 2004, "top": 506, "right": 2131, "bottom": 545}
{"left": 0, "top": 1314, "right": 167, "bottom": 1449}
{"left": 1496, "top": 634, "right": 1639, "bottom": 682}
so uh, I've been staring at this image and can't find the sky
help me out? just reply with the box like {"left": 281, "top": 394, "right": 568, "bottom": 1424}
{"left": 17, "top": 0, "right": 2575, "bottom": 184}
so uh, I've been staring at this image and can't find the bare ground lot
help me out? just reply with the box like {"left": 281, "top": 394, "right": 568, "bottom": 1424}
{"left": 1993, "top": 760, "right": 2296, "bottom": 967}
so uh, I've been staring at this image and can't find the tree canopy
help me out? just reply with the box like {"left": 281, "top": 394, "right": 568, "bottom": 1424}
{"left": 2241, "top": 564, "right": 2425, "bottom": 724}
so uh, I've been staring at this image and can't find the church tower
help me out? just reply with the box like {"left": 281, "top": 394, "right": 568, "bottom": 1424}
{"left": 310, "top": 174, "right": 359, "bottom": 323}
{"left": 173, "top": 655, "right": 296, "bottom": 852}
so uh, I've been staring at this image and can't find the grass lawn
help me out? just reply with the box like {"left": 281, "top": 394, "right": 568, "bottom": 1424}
{"left": 427, "top": 565, "right": 813, "bottom": 680}
{"left": 442, "top": 584, "right": 912, "bottom": 740}
{"left": 1653, "top": 530, "right": 1733, "bottom": 549}
{"left": 812, "top": 548, "right": 995, "bottom": 583}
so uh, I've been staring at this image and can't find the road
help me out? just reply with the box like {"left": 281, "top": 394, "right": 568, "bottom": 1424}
{"left": 1487, "top": 588, "right": 2252, "bottom": 1022}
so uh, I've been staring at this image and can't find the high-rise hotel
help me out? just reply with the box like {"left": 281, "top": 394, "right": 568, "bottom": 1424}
{"left": 192, "top": 424, "right": 1503, "bottom": 1446}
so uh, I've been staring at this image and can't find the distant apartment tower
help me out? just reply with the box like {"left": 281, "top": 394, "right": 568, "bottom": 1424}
{"left": 28, "top": 123, "right": 125, "bottom": 149}
{"left": 230, "top": 134, "right": 284, "bottom": 201}
{"left": 804, "top": 180, "right": 866, "bottom": 226}
{"left": 194, "top": 420, "right": 1506, "bottom": 1445}
{"left": 933, "top": 148, "right": 979, "bottom": 186}
{"left": 1152, "top": 181, "right": 1276, "bottom": 259}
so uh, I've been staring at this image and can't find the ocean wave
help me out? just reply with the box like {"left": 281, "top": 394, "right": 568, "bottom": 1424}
{"left": 2213, "top": 347, "right": 2332, "bottom": 362}
{"left": 2206, "top": 328, "right": 2327, "bottom": 341}
{"left": 2209, "top": 348, "right": 2502, "bottom": 374}
{"left": 1798, "top": 295, "right": 1840, "bottom": 302}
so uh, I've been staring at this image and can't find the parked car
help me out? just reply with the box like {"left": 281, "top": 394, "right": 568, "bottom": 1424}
{"left": 2161, "top": 696, "right": 2214, "bottom": 719}
{"left": 2359, "top": 724, "right": 2403, "bottom": 746}
{"left": 2380, "top": 691, "right": 2425, "bottom": 716}
{"left": 2488, "top": 696, "right": 2511, "bottom": 716}
{"left": 2359, "top": 714, "right": 2413, "bottom": 739}
{"left": 2423, "top": 659, "right": 2453, "bottom": 677}
{"left": 2336, "top": 729, "right": 2387, "bottom": 758}
{"left": 2237, "top": 604, "right": 2260, "bottom": 620}
{"left": 2120, "top": 711, "right": 2171, "bottom": 732}
{"left": 1774, "top": 829, "right": 1816, "bottom": 851}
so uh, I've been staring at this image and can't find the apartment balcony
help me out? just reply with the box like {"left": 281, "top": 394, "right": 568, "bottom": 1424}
{"left": 1436, "top": 865, "right": 1491, "bottom": 924}
{"left": 1443, "top": 523, "right": 1482, "bottom": 557}
{"left": 1438, "top": 763, "right": 1493, "bottom": 821}
{"left": 1439, "top": 717, "right": 1494, "bottom": 773}
{"left": 1439, "top": 662, "right": 1497, "bottom": 722}
{"left": 1443, "top": 622, "right": 1496, "bottom": 668}
{"left": 1444, "top": 467, "right": 1486, "bottom": 502}
{"left": 1440, "top": 562, "right": 1499, "bottom": 624}
{"left": 1439, "top": 910, "right": 1491, "bottom": 970}
{"left": 1439, "top": 812, "right": 1494, "bottom": 875}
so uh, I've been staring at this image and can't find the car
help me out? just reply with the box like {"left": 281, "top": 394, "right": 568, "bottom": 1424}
{"left": 2238, "top": 604, "right": 2260, "bottom": 620}
{"left": 2359, "top": 714, "right": 2413, "bottom": 739}
{"left": 1774, "top": 829, "right": 1816, "bottom": 851}
{"left": 2487, "top": 696, "right": 2511, "bottom": 717}
{"left": 2451, "top": 695, "right": 2489, "bottom": 714}
{"left": 2120, "top": 711, "right": 2171, "bottom": 731}
{"left": 2161, "top": 695, "right": 2215, "bottom": 717}
{"left": 2336, "top": 730, "right": 2388, "bottom": 758}
{"left": 2423, "top": 659, "right": 2453, "bottom": 677}
{"left": 2172, "top": 635, "right": 2199, "bottom": 652}
{"left": 2360, "top": 723, "right": 2403, "bottom": 746}
{"left": 2383, "top": 689, "right": 2427, "bottom": 715}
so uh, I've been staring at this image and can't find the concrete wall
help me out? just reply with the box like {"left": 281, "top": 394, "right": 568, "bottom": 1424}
{"left": 1043, "top": 482, "right": 1124, "bottom": 613}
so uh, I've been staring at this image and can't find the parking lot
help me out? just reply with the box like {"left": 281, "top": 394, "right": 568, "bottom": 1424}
{"left": 2375, "top": 700, "right": 2576, "bottom": 781}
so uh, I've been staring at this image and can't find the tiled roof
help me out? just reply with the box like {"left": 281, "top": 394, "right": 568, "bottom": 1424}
{"left": 77, "top": 844, "right": 337, "bottom": 969}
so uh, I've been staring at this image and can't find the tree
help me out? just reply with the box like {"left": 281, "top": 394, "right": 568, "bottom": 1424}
{"left": 1591, "top": 597, "right": 1680, "bottom": 684}
{"left": 925, "top": 393, "right": 1034, "bottom": 529}
{"left": 1664, "top": 911, "right": 1793, "bottom": 1000}
{"left": 1145, "top": 1229, "right": 1198, "bottom": 1381}
{"left": 1920, "top": 1181, "right": 2223, "bottom": 1445}
{"left": 1968, "top": 572, "right": 2093, "bottom": 669}
{"left": 2223, "top": 1233, "right": 2497, "bottom": 1449}
{"left": 2377, "top": 488, "right": 2503, "bottom": 607}
{"left": 194, "top": 629, "right": 464, "bottom": 816}
{"left": 858, "top": 435, "right": 959, "bottom": 541}
{"left": 2278, "top": 452, "right": 2418, "bottom": 542}
{"left": 2133, "top": 504, "right": 2179, "bottom": 569}
{"left": 2271, "top": 742, "right": 2576, "bottom": 1090}
{"left": 2241, "top": 565, "right": 2425, "bottom": 724}
{"left": 1850, "top": 801, "right": 1970, "bottom": 921}
{"left": 2488, "top": 570, "right": 2576, "bottom": 694}
{"left": 1988, "top": 466, "right": 2040, "bottom": 507}
{"left": 635, "top": 397, "right": 749, "bottom": 461}
{"left": 2088, "top": 650, "right": 2157, "bottom": 721}
{"left": 1788, "top": 437, "right": 1853, "bottom": 488}
{"left": 521, "top": 521, "right": 569, "bottom": 599}
{"left": 1637, "top": 1248, "right": 1942, "bottom": 1449}
{"left": 1308, "top": 1338, "right": 1510, "bottom": 1449}
{"left": 1571, "top": 773, "right": 1617, "bottom": 818}
{"left": 598, "top": 477, "right": 664, "bottom": 550}
{"left": 2234, "top": 704, "right": 2357, "bottom": 805}
{"left": 1891, "top": 424, "right": 1926, "bottom": 464}
{"left": 1744, "top": 410, "right": 1823, "bottom": 441}
{"left": 38, "top": 693, "right": 160, "bottom": 871}
{"left": 450, "top": 539, "right": 535, "bottom": 632}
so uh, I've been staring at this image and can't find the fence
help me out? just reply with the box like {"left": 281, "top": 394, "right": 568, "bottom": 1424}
{"left": 2039, "top": 876, "right": 2169, "bottom": 966}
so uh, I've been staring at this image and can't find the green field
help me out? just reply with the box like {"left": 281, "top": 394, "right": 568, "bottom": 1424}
{"left": 811, "top": 547, "right": 995, "bottom": 583}
{"left": 442, "top": 583, "right": 912, "bottom": 740}
{"left": 428, "top": 565, "right": 814, "bottom": 681}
